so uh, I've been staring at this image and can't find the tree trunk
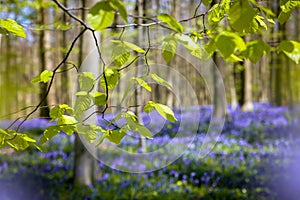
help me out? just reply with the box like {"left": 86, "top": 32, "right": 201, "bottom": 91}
{"left": 73, "top": 0, "right": 98, "bottom": 187}
{"left": 241, "top": 58, "right": 253, "bottom": 112}
{"left": 38, "top": 3, "right": 50, "bottom": 118}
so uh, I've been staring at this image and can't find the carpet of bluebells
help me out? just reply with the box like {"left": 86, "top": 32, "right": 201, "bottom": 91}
{"left": 0, "top": 103, "right": 300, "bottom": 200}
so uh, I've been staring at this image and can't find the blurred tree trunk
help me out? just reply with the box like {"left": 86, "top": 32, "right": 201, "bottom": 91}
{"left": 134, "top": 0, "right": 147, "bottom": 152}
{"left": 211, "top": 0, "right": 226, "bottom": 117}
{"left": 60, "top": 0, "right": 70, "bottom": 105}
{"left": 73, "top": 0, "right": 98, "bottom": 186}
{"left": 241, "top": 57, "right": 253, "bottom": 112}
{"left": 38, "top": 3, "right": 50, "bottom": 118}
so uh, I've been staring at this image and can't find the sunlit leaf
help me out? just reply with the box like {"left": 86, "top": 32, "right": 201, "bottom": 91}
{"left": 133, "top": 77, "right": 152, "bottom": 92}
{"left": 40, "top": 126, "right": 60, "bottom": 144}
{"left": 202, "top": 0, "right": 212, "bottom": 6}
{"left": 90, "top": 91, "right": 107, "bottom": 106}
{"left": 87, "top": 1, "right": 115, "bottom": 30}
{"left": 31, "top": 70, "right": 53, "bottom": 84}
{"left": 243, "top": 39, "right": 270, "bottom": 63}
{"left": 157, "top": 13, "right": 183, "bottom": 33}
{"left": 150, "top": 73, "right": 172, "bottom": 90}
{"left": 278, "top": 11, "right": 292, "bottom": 24}
{"left": 124, "top": 112, "right": 152, "bottom": 139}
{"left": 78, "top": 72, "right": 95, "bottom": 91}
{"left": 105, "top": 129, "right": 126, "bottom": 144}
{"left": 0, "top": 18, "right": 26, "bottom": 38}
{"left": 215, "top": 32, "right": 246, "bottom": 59}
{"left": 144, "top": 101, "right": 177, "bottom": 122}
{"left": 110, "top": 0, "right": 128, "bottom": 23}
{"left": 74, "top": 95, "right": 92, "bottom": 117}
{"left": 162, "top": 35, "right": 177, "bottom": 63}
{"left": 50, "top": 104, "right": 74, "bottom": 119}
{"left": 77, "top": 124, "right": 100, "bottom": 143}
{"left": 228, "top": 1, "right": 257, "bottom": 33}
{"left": 277, "top": 40, "right": 300, "bottom": 64}
{"left": 101, "top": 68, "right": 119, "bottom": 90}
{"left": 58, "top": 115, "right": 77, "bottom": 136}
{"left": 175, "top": 34, "right": 203, "bottom": 58}
{"left": 112, "top": 43, "right": 130, "bottom": 67}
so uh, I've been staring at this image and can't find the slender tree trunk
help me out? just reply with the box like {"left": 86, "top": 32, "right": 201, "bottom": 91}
{"left": 38, "top": 3, "right": 50, "bottom": 117}
{"left": 73, "top": 0, "right": 98, "bottom": 186}
{"left": 241, "top": 58, "right": 253, "bottom": 112}
{"left": 60, "top": 0, "right": 70, "bottom": 105}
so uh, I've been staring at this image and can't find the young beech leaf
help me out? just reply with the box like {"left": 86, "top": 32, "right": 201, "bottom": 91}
{"left": 77, "top": 124, "right": 100, "bottom": 143}
{"left": 101, "top": 68, "right": 119, "bottom": 90}
{"left": 87, "top": 1, "right": 115, "bottom": 30}
{"left": 202, "top": 0, "right": 213, "bottom": 6}
{"left": 175, "top": 34, "right": 203, "bottom": 58}
{"left": 40, "top": 126, "right": 61, "bottom": 144}
{"left": 124, "top": 112, "right": 152, "bottom": 139}
{"left": 105, "top": 129, "right": 126, "bottom": 144}
{"left": 215, "top": 32, "right": 246, "bottom": 59}
{"left": 111, "top": 40, "right": 145, "bottom": 53}
{"left": 112, "top": 43, "right": 130, "bottom": 67}
{"left": 90, "top": 91, "right": 107, "bottom": 106}
{"left": 157, "top": 14, "right": 183, "bottom": 33}
{"left": 228, "top": 1, "right": 257, "bottom": 33}
{"left": 243, "top": 39, "right": 270, "bottom": 63}
{"left": 162, "top": 35, "right": 177, "bottom": 63}
{"left": 50, "top": 104, "right": 74, "bottom": 119}
{"left": 58, "top": 115, "right": 77, "bottom": 136}
{"left": 78, "top": 72, "right": 95, "bottom": 91}
{"left": 133, "top": 77, "right": 152, "bottom": 92}
{"left": 277, "top": 40, "right": 300, "bottom": 64}
{"left": 145, "top": 101, "right": 177, "bottom": 122}
{"left": 110, "top": 0, "right": 128, "bottom": 23}
{"left": 31, "top": 70, "right": 53, "bottom": 84}
{"left": 150, "top": 73, "right": 172, "bottom": 90}
{"left": 0, "top": 18, "right": 26, "bottom": 38}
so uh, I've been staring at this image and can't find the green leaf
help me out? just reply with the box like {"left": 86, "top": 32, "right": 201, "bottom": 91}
{"left": 77, "top": 124, "right": 100, "bottom": 143}
{"left": 105, "top": 129, "right": 126, "bottom": 144}
{"left": 207, "top": 2, "right": 230, "bottom": 27}
{"left": 228, "top": 1, "right": 257, "bottom": 33}
{"left": 150, "top": 73, "right": 172, "bottom": 90}
{"left": 175, "top": 34, "right": 203, "bottom": 58}
{"left": 157, "top": 13, "right": 183, "bottom": 33}
{"left": 124, "top": 112, "right": 152, "bottom": 139}
{"left": 78, "top": 72, "right": 95, "bottom": 91}
{"left": 101, "top": 68, "right": 119, "bottom": 90}
{"left": 255, "top": 15, "right": 267, "bottom": 30}
{"left": 215, "top": 32, "right": 246, "bottom": 59}
{"left": 162, "top": 35, "right": 177, "bottom": 63}
{"left": 144, "top": 101, "right": 177, "bottom": 122}
{"left": 144, "top": 102, "right": 155, "bottom": 113}
{"left": 87, "top": 1, "right": 115, "bottom": 30}
{"left": 74, "top": 95, "right": 92, "bottom": 117}
{"left": 58, "top": 115, "right": 77, "bottom": 136}
{"left": 50, "top": 104, "right": 74, "bottom": 119}
{"left": 0, "top": 18, "right": 26, "bottom": 38}
{"left": 243, "top": 39, "right": 270, "bottom": 63}
{"left": 110, "top": 0, "right": 128, "bottom": 23}
{"left": 112, "top": 40, "right": 145, "bottom": 53}
{"left": 202, "top": 0, "right": 212, "bottom": 6}
{"left": 90, "top": 91, "right": 107, "bottom": 106}
{"left": 31, "top": 70, "right": 53, "bottom": 84}
{"left": 280, "top": 0, "right": 300, "bottom": 12}
{"left": 112, "top": 43, "right": 130, "bottom": 67}
{"left": 10, "top": 134, "right": 29, "bottom": 150}
{"left": 278, "top": 11, "right": 292, "bottom": 24}
{"left": 277, "top": 40, "right": 300, "bottom": 64}
{"left": 40, "top": 126, "right": 60, "bottom": 144}
{"left": 205, "top": 39, "right": 217, "bottom": 57}
{"left": 133, "top": 77, "right": 152, "bottom": 92}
